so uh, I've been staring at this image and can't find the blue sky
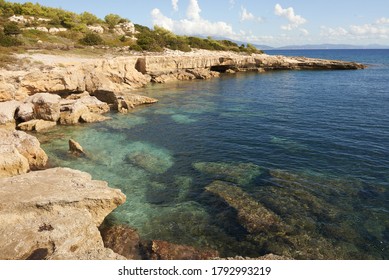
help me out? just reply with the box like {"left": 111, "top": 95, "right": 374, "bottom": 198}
{"left": 10, "top": 0, "right": 389, "bottom": 46}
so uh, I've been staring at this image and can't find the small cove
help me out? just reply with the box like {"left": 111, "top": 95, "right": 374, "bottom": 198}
{"left": 39, "top": 49, "right": 389, "bottom": 259}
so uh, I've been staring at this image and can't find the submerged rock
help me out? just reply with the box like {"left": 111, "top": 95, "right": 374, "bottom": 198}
{"left": 193, "top": 162, "right": 262, "bottom": 185}
{"left": 100, "top": 225, "right": 142, "bottom": 260}
{"left": 142, "top": 240, "right": 219, "bottom": 260}
{"left": 206, "top": 181, "right": 285, "bottom": 234}
{"left": 126, "top": 142, "right": 173, "bottom": 174}
{"left": 0, "top": 168, "right": 126, "bottom": 260}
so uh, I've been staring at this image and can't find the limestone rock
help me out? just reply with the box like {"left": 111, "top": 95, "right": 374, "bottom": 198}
{"left": 16, "top": 102, "right": 34, "bottom": 122}
{"left": 59, "top": 100, "right": 89, "bottom": 125}
{"left": 0, "top": 168, "right": 126, "bottom": 260}
{"left": 27, "top": 93, "right": 61, "bottom": 122}
{"left": 17, "top": 119, "right": 56, "bottom": 132}
{"left": 13, "top": 130, "right": 48, "bottom": 169}
{"left": 77, "top": 95, "right": 110, "bottom": 114}
{"left": 100, "top": 225, "right": 142, "bottom": 260}
{"left": 69, "top": 139, "right": 85, "bottom": 155}
{"left": 116, "top": 94, "right": 158, "bottom": 113}
{"left": 0, "top": 100, "right": 21, "bottom": 125}
{"left": 80, "top": 112, "right": 110, "bottom": 123}
{"left": 0, "top": 145, "right": 29, "bottom": 178}
{"left": 0, "top": 129, "right": 48, "bottom": 171}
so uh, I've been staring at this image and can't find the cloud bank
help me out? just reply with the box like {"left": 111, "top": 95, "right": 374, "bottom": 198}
{"left": 172, "top": 0, "right": 178, "bottom": 12}
{"left": 274, "top": 3, "right": 306, "bottom": 30}
{"left": 152, "top": 0, "right": 234, "bottom": 37}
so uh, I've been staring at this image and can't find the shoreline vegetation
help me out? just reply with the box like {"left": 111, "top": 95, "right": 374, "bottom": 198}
{"left": 0, "top": 1, "right": 366, "bottom": 260}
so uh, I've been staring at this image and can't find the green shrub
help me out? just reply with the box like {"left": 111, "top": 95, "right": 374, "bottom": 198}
{"left": 79, "top": 32, "right": 104, "bottom": 45}
{"left": 3, "top": 22, "right": 21, "bottom": 36}
{"left": 0, "top": 31, "right": 22, "bottom": 47}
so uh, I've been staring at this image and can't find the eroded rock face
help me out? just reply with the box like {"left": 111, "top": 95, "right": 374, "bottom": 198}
{"left": 0, "top": 100, "right": 21, "bottom": 126}
{"left": 26, "top": 92, "right": 61, "bottom": 122}
{"left": 0, "top": 129, "right": 48, "bottom": 176}
{"left": 0, "top": 168, "right": 126, "bottom": 260}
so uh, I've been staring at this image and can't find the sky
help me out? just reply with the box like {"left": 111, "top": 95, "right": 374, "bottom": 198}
{"left": 9, "top": 0, "right": 389, "bottom": 47}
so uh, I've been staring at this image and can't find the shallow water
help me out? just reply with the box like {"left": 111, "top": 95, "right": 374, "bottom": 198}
{"left": 39, "top": 49, "right": 389, "bottom": 259}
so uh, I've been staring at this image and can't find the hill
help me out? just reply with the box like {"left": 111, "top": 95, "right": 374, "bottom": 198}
{"left": 0, "top": 0, "right": 262, "bottom": 54}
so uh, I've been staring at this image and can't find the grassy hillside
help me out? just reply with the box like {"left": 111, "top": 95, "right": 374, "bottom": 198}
{"left": 0, "top": 0, "right": 263, "bottom": 54}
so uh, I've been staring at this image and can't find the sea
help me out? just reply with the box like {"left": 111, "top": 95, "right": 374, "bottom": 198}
{"left": 38, "top": 49, "right": 389, "bottom": 259}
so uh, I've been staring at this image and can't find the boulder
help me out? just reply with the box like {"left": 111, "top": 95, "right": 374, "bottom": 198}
{"left": 12, "top": 130, "right": 48, "bottom": 170}
{"left": 0, "top": 145, "right": 29, "bottom": 178}
{"left": 27, "top": 93, "right": 61, "bottom": 122}
{"left": 0, "top": 129, "right": 48, "bottom": 172}
{"left": 0, "top": 100, "right": 21, "bottom": 125}
{"left": 0, "top": 168, "right": 126, "bottom": 260}
{"left": 59, "top": 100, "right": 89, "bottom": 125}
{"left": 77, "top": 95, "right": 110, "bottom": 114}
{"left": 16, "top": 102, "right": 34, "bottom": 122}
{"left": 17, "top": 119, "right": 56, "bottom": 132}
{"left": 69, "top": 139, "right": 85, "bottom": 155}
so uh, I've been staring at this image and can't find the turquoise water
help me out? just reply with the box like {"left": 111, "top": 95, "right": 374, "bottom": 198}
{"left": 39, "top": 50, "right": 389, "bottom": 259}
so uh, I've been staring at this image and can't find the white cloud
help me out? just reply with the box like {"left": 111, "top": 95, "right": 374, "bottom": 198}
{"left": 376, "top": 17, "right": 389, "bottom": 24}
{"left": 187, "top": 0, "right": 201, "bottom": 20}
{"left": 321, "top": 18, "right": 389, "bottom": 40}
{"left": 274, "top": 3, "right": 306, "bottom": 30}
{"left": 240, "top": 7, "right": 255, "bottom": 21}
{"left": 172, "top": 0, "right": 179, "bottom": 11}
{"left": 151, "top": 1, "right": 234, "bottom": 37}
{"left": 240, "top": 6, "right": 263, "bottom": 23}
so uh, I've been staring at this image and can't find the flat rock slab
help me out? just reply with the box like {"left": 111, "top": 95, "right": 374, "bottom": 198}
{"left": 0, "top": 167, "right": 126, "bottom": 260}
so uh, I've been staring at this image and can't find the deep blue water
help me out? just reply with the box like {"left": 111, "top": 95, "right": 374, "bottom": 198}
{"left": 40, "top": 49, "right": 389, "bottom": 259}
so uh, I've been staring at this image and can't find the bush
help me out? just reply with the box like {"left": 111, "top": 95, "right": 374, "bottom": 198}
{"left": 79, "top": 32, "right": 104, "bottom": 45}
{"left": 0, "top": 31, "right": 22, "bottom": 47}
{"left": 3, "top": 22, "right": 21, "bottom": 36}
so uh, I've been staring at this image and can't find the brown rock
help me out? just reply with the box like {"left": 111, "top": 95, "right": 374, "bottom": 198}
{"left": 100, "top": 225, "right": 142, "bottom": 260}
{"left": 0, "top": 129, "right": 48, "bottom": 171}
{"left": 0, "top": 145, "right": 29, "bottom": 178}
{"left": 0, "top": 100, "right": 21, "bottom": 125}
{"left": 142, "top": 240, "right": 219, "bottom": 260}
{"left": 205, "top": 181, "right": 285, "bottom": 234}
{"left": 27, "top": 92, "right": 61, "bottom": 122}
{"left": 17, "top": 119, "right": 56, "bottom": 132}
{"left": 80, "top": 112, "right": 110, "bottom": 123}
{"left": 16, "top": 102, "right": 34, "bottom": 122}
{"left": 69, "top": 139, "right": 84, "bottom": 155}
{"left": 59, "top": 100, "right": 89, "bottom": 125}
{"left": 0, "top": 168, "right": 126, "bottom": 259}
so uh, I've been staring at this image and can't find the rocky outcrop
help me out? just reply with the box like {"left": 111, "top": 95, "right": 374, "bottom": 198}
{"left": 0, "top": 129, "right": 48, "bottom": 177}
{"left": 26, "top": 92, "right": 61, "bottom": 122}
{"left": 0, "top": 100, "right": 21, "bottom": 129}
{"left": 68, "top": 139, "right": 85, "bottom": 155}
{"left": 0, "top": 168, "right": 126, "bottom": 260}
{"left": 17, "top": 119, "right": 56, "bottom": 132}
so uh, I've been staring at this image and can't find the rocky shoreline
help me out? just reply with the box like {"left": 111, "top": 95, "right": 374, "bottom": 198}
{"left": 0, "top": 50, "right": 365, "bottom": 260}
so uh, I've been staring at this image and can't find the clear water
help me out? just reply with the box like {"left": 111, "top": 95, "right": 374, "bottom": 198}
{"left": 39, "top": 49, "right": 389, "bottom": 259}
